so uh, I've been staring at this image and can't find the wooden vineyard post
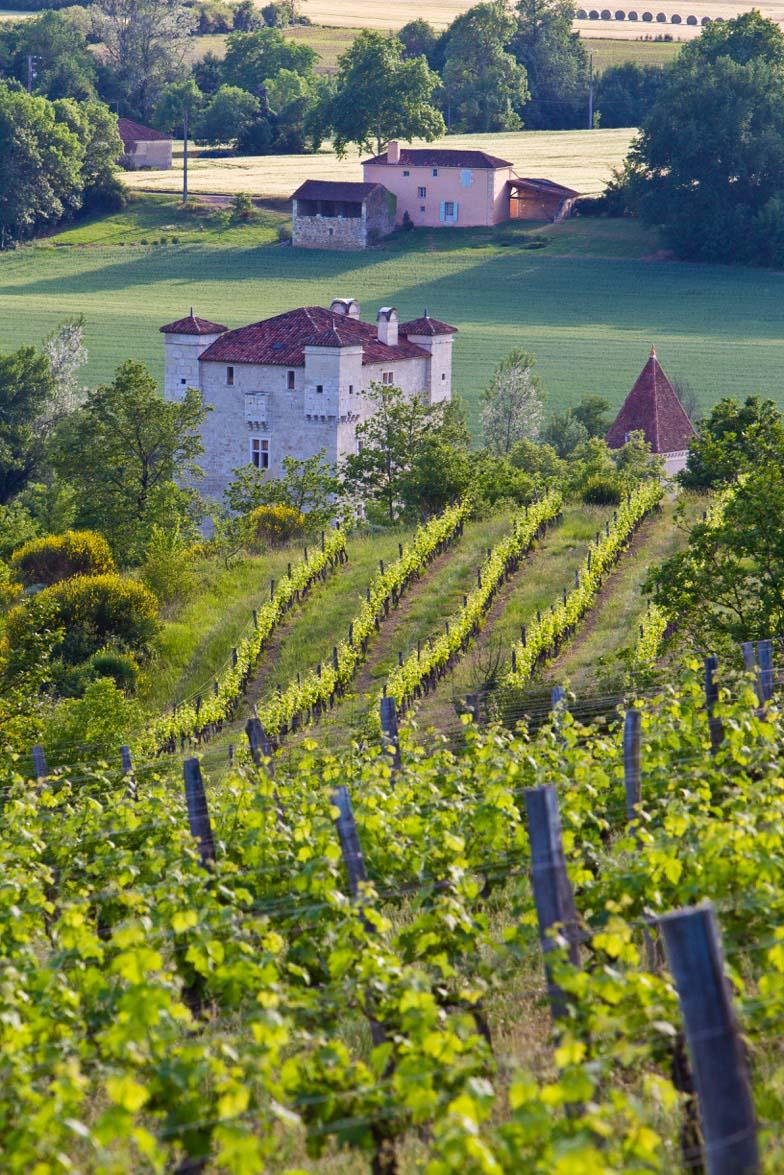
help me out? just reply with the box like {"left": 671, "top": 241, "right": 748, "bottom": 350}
{"left": 331, "top": 785, "right": 396, "bottom": 1173}
{"left": 623, "top": 709, "right": 642, "bottom": 821}
{"left": 380, "top": 696, "right": 401, "bottom": 771}
{"left": 120, "top": 744, "right": 137, "bottom": 801}
{"left": 704, "top": 657, "right": 724, "bottom": 753}
{"left": 32, "top": 744, "right": 48, "bottom": 786}
{"left": 741, "top": 641, "right": 763, "bottom": 708}
{"left": 659, "top": 902, "right": 760, "bottom": 1175}
{"left": 245, "top": 717, "right": 286, "bottom": 828}
{"left": 524, "top": 786, "right": 581, "bottom": 1023}
{"left": 758, "top": 638, "right": 774, "bottom": 703}
{"left": 183, "top": 759, "right": 216, "bottom": 868}
{"left": 551, "top": 685, "right": 566, "bottom": 741}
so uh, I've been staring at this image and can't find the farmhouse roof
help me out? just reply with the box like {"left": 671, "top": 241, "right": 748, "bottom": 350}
{"left": 198, "top": 306, "right": 456, "bottom": 366}
{"left": 399, "top": 312, "right": 458, "bottom": 337}
{"left": 508, "top": 177, "right": 580, "bottom": 198}
{"left": 118, "top": 117, "right": 171, "bottom": 145}
{"left": 605, "top": 346, "right": 696, "bottom": 454}
{"left": 364, "top": 147, "right": 513, "bottom": 170}
{"left": 160, "top": 313, "right": 228, "bottom": 336}
{"left": 292, "top": 179, "right": 387, "bottom": 202}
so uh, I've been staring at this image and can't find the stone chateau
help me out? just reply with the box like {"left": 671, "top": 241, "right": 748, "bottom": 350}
{"left": 161, "top": 298, "right": 457, "bottom": 503}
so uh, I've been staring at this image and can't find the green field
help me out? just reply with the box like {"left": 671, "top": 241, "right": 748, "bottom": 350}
{"left": 3, "top": 201, "right": 784, "bottom": 434}
{"left": 582, "top": 35, "right": 683, "bottom": 69}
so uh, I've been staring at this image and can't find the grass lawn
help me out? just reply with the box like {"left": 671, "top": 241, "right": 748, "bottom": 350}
{"left": 583, "top": 35, "right": 682, "bottom": 70}
{"left": 5, "top": 202, "right": 784, "bottom": 433}
{"left": 124, "top": 128, "right": 634, "bottom": 199}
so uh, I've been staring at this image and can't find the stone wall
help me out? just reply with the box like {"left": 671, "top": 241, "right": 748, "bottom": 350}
{"left": 293, "top": 211, "right": 368, "bottom": 250}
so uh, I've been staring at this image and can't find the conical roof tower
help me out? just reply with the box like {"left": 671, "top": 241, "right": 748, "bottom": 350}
{"left": 605, "top": 346, "right": 696, "bottom": 454}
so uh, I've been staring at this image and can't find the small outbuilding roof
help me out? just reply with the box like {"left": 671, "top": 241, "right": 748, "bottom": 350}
{"left": 606, "top": 347, "right": 696, "bottom": 454}
{"left": 508, "top": 177, "right": 580, "bottom": 198}
{"left": 160, "top": 312, "right": 228, "bottom": 336}
{"left": 292, "top": 179, "right": 388, "bottom": 202}
{"left": 364, "top": 147, "right": 513, "bottom": 170}
{"left": 118, "top": 117, "right": 172, "bottom": 145}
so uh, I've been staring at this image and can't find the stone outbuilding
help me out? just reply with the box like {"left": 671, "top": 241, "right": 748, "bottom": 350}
{"left": 605, "top": 346, "right": 697, "bottom": 476}
{"left": 291, "top": 180, "right": 396, "bottom": 249}
{"left": 118, "top": 118, "right": 173, "bottom": 170}
{"left": 160, "top": 299, "right": 456, "bottom": 503}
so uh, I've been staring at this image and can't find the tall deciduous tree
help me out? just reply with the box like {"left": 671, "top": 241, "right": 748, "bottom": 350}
{"left": 0, "top": 10, "right": 97, "bottom": 101}
{"left": 680, "top": 397, "right": 784, "bottom": 489}
{"left": 54, "top": 361, "right": 208, "bottom": 560}
{"left": 330, "top": 31, "right": 445, "bottom": 157}
{"left": 442, "top": 2, "right": 528, "bottom": 133}
{"left": 625, "top": 12, "right": 784, "bottom": 264}
{"left": 220, "top": 27, "right": 316, "bottom": 95}
{"left": 0, "top": 83, "right": 84, "bottom": 244}
{"left": 482, "top": 349, "right": 544, "bottom": 455}
{"left": 513, "top": 0, "right": 587, "bottom": 129}
{"left": 0, "top": 346, "right": 57, "bottom": 504}
{"left": 94, "top": 0, "right": 195, "bottom": 120}
{"left": 225, "top": 450, "right": 338, "bottom": 527}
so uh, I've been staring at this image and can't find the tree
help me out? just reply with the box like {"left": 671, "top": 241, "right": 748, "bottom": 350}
{"left": 54, "top": 360, "right": 208, "bottom": 560}
{"left": 0, "top": 83, "right": 84, "bottom": 245}
{"left": 264, "top": 68, "right": 327, "bottom": 152}
{"left": 400, "top": 436, "right": 471, "bottom": 516}
{"left": 542, "top": 409, "right": 589, "bottom": 457}
{"left": 595, "top": 62, "right": 667, "bottom": 130}
{"left": 341, "top": 383, "right": 451, "bottom": 522}
{"left": 221, "top": 28, "right": 316, "bottom": 95}
{"left": 196, "top": 85, "right": 260, "bottom": 145}
{"left": 481, "top": 349, "right": 544, "bottom": 455}
{"left": 571, "top": 394, "right": 610, "bottom": 437}
{"left": 93, "top": 0, "right": 195, "bottom": 120}
{"left": 193, "top": 51, "right": 224, "bottom": 95}
{"left": 513, "top": 0, "right": 587, "bottom": 129}
{"left": 154, "top": 78, "right": 205, "bottom": 140}
{"left": 52, "top": 97, "right": 124, "bottom": 210}
{"left": 0, "top": 346, "right": 56, "bottom": 504}
{"left": 233, "top": 0, "right": 263, "bottom": 31}
{"left": 0, "top": 10, "right": 97, "bottom": 101}
{"left": 645, "top": 466, "right": 784, "bottom": 649}
{"left": 680, "top": 396, "right": 784, "bottom": 489}
{"left": 224, "top": 450, "right": 338, "bottom": 528}
{"left": 330, "top": 31, "right": 445, "bottom": 157}
{"left": 398, "top": 19, "right": 439, "bottom": 66}
{"left": 625, "top": 14, "right": 784, "bottom": 264}
{"left": 42, "top": 316, "right": 87, "bottom": 419}
{"left": 442, "top": 2, "right": 528, "bottom": 133}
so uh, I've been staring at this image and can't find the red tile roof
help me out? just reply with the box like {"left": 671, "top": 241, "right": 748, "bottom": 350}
{"left": 198, "top": 306, "right": 455, "bottom": 367}
{"left": 292, "top": 180, "right": 388, "bottom": 202}
{"left": 118, "top": 117, "right": 171, "bottom": 145}
{"left": 160, "top": 313, "right": 228, "bottom": 336}
{"left": 606, "top": 347, "right": 696, "bottom": 454}
{"left": 400, "top": 313, "right": 458, "bottom": 337}
{"left": 364, "top": 148, "right": 513, "bottom": 170}
{"left": 508, "top": 177, "right": 580, "bottom": 198}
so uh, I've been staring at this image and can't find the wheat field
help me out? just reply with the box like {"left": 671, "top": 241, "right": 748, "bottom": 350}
{"left": 125, "top": 127, "right": 635, "bottom": 199}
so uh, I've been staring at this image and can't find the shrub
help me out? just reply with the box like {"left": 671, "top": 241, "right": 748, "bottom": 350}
{"left": 278, "top": 223, "right": 292, "bottom": 243}
{"left": 47, "top": 677, "right": 143, "bottom": 763}
{"left": 11, "top": 529, "right": 115, "bottom": 587}
{"left": 248, "top": 504, "right": 306, "bottom": 547}
{"left": 581, "top": 474, "right": 622, "bottom": 505}
{"left": 85, "top": 649, "right": 139, "bottom": 694}
{"left": 5, "top": 573, "right": 158, "bottom": 666}
{"left": 140, "top": 524, "right": 195, "bottom": 604}
{"left": 230, "top": 192, "right": 255, "bottom": 221}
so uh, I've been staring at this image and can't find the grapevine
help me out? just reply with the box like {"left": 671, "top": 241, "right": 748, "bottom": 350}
{"left": 504, "top": 479, "right": 663, "bottom": 687}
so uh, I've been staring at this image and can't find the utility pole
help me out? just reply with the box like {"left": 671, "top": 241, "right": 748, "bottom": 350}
{"left": 587, "top": 52, "right": 594, "bottom": 129}
{"left": 182, "top": 103, "right": 189, "bottom": 204}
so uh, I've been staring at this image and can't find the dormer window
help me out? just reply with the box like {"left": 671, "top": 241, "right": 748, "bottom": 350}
{"left": 226, "top": 366, "right": 234, "bottom": 386}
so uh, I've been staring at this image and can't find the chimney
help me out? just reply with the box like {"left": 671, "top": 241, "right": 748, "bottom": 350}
{"left": 387, "top": 140, "right": 401, "bottom": 165}
{"left": 377, "top": 307, "right": 398, "bottom": 347}
{"left": 330, "top": 297, "right": 360, "bottom": 320}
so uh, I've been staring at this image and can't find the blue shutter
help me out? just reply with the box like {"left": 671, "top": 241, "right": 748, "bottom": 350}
{"left": 439, "top": 201, "right": 446, "bottom": 223}
{"left": 453, "top": 201, "right": 459, "bottom": 223}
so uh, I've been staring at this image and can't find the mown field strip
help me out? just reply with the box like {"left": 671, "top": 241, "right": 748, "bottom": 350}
{"left": 412, "top": 502, "right": 613, "bottom": 729}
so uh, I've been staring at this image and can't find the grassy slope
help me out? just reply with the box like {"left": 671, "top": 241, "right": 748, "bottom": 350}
{"left": 5, "top": 210, "right": 784, "bottom": 434}
{"left": 583, "top": 35, "right": 682, "bottom": 69}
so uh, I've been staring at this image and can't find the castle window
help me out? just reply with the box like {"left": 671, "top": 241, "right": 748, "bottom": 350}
{"left": 403, "top": 169, "right": 409, "bottom": 176}
{"left": 382, "top": 371, "right": 394, "bottom": 385}
{"left": 442, "top": 372, "right": 446, "bottom": 380}
{"left": 250, "top": 437, "right": 269, "bottom": 469}
{"left": 348, "top": 384, "right": 353, "bottom": 394}
{"left": 432, "top": 168, "right": 438, "bottom": 177}
{"left": 417, "top": 186, "right": 426, "bottom": 198}
{"left": 287, "top": 370, "right": 295, "bottom": 390}
{"left": 180, "top": 378, "right": 187, "bottom": 385}
{"left": 316, "top": 384, "right": 323, "bottom": 394}
{"left": 226, "top": 366, "right": 234, "bottom": 386}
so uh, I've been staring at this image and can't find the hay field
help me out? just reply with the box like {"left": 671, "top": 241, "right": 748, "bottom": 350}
{"left": 296, "top": 0, "right": 784, "bottom": 27}
{"left": 125, "top": 127, "right": 635, "bottom": 199}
